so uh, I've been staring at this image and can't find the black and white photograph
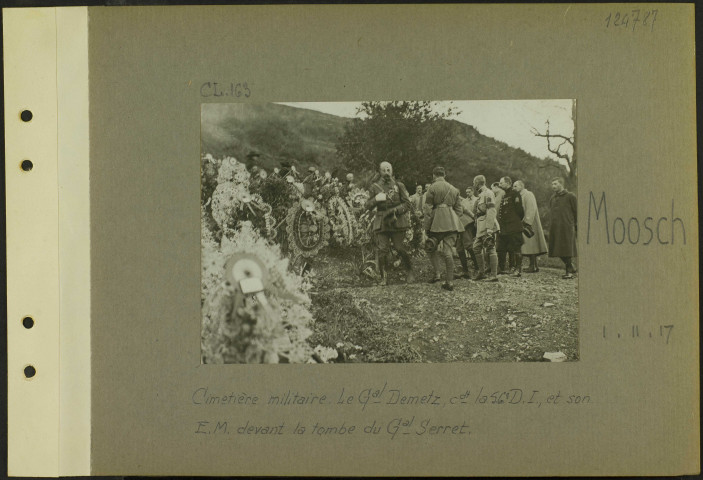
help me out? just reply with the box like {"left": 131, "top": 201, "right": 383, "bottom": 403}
{"left": 200, "top": 100, "right": 577, "bottom": 364}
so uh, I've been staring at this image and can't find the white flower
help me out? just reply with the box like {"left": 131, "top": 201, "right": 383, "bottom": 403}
{"left": 314, "top": 345, "right": 338, "bottom": 362}
{"left": 202, "top": 225, "right": 314, "bottom": 364}
{"left": 216, "top": 157, "right": 248, "bottom": 184}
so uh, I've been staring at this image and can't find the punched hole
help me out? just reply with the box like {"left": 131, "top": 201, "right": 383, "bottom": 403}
{"left": 21, "top": 160, "right": 33, "bottom": 172}
{"left": 24, "top": 365, "right": 36, "bottom": 379}
{"left": 22, "top": 316, "right": 34, "bottom": 329}
{"left": 20, "top": 110, "right": 33, "bottom": 122}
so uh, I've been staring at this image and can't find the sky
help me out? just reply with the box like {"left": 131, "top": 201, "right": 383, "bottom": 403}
{"left": 278, "top": 100, "right": 574, "bottom": 165}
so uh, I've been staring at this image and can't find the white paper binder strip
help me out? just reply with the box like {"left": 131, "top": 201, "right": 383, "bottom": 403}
{"left": 4, "top": 7, "right": 91, "bottom": 476}
{"left": 57, "top": 7, "right": 91, "bottom": 476}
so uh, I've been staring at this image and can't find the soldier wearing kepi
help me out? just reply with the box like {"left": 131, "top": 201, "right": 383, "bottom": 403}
{"left": 425, "top": 166, "right": 464, "bottom": 291}
{"left": 365, "top": 162, "right": 415, "bottom": 286}
{"left": 472, "top": 175, "right": 499, "bottom": 282}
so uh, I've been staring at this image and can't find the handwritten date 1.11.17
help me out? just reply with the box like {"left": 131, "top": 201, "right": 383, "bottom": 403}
{"left": 603, "top": 325, "right": 673, "bottom": 344}
{"left": 605, "top": 9, "right": 657, "bottom": 32}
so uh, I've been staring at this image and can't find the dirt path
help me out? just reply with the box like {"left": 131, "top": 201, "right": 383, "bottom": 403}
{"left": 314, "top": 266, "right": 579, "bottom": 363}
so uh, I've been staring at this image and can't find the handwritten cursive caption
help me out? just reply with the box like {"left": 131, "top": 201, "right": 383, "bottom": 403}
{"left": 605, "top": 9, "right": 658, "bottom": 32}
{"left": 194, "top": 417, "right": 470, "bottom": 439}
{"left": 191, "top": 385, "right": 592, "bottom": 438}
{"left": 192, "top": 384, "right": 592, "bottom": 409}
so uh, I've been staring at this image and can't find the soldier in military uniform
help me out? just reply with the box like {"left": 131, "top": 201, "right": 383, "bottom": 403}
{"left": 548, "top": 177, "right": 578, "bottom": 279}
{"left": 365, "top": 162, "right": 415, "bottom": 286}
{"left": 472, "top": 175, "right": 499, "bottom": 282}
{"left": 425, "top": 166, "right": 464, "bottom": 291}
{"left": 409, "top": 185, "right": 425, "bottom": 213}
{"left": 497, "top": 176, "right": 525, "bottom": 276}
{"left": 457, "top": 186, "right": 479, "bottom": 279}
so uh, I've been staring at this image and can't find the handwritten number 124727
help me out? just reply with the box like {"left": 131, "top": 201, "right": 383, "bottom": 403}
{"left": 605, "top": 9, "right": 657, "bottom": 32}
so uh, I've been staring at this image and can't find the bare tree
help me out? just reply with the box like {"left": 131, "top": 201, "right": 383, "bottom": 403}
{"left": 531, "top": 100, "right": 576, "bottom": 188}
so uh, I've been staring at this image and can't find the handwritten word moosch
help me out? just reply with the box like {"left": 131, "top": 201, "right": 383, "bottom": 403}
{"left": 587, "top": 192, "right": 686, "bottom": 245}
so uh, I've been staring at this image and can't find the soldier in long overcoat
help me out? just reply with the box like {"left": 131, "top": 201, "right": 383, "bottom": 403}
{"left": 547, "top": 177, "right": 577, "bottom": 279}
{"left": 513, "top": 180, "right": 548, "bottom": 272}
{"left": 425, "top": 166, "right": 464, "bottom": 291}
{"left": 365, "top": 162, "right": 414, "bottom": 285}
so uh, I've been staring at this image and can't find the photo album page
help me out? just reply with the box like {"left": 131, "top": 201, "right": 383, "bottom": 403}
{"left": 4, "top": 4, "right": 698, "bottom": 477}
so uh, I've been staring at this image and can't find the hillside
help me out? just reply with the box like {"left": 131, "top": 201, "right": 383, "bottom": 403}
{"left": 201, "top": 102, "right": 569, "bottom": 219}
{"left": 201, "top": 103, "right": 349, "bottom": 172}
{"left": 441, "top": 120, "right": 566, "bottom": 211}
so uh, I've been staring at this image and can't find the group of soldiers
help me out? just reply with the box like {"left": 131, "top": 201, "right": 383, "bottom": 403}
{"left": 365, "top": 161, "right": 577, "bottom": 290}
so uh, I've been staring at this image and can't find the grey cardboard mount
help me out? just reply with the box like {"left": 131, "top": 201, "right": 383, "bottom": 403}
{"left": 84, "top": 4, "right": 697, "bottom": 476}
